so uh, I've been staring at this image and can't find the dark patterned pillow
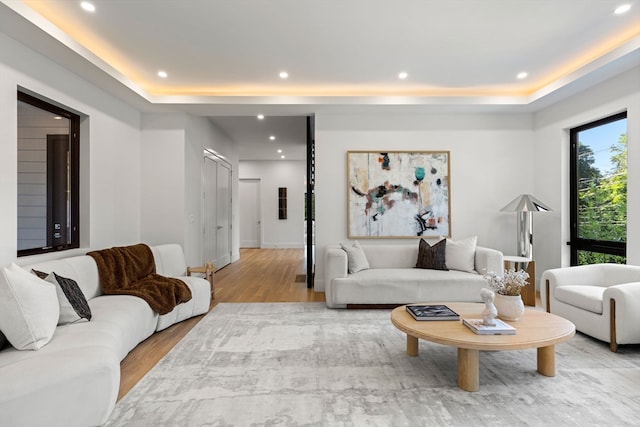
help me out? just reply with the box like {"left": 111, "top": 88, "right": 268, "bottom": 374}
{"left": 415, "top": 239, "right": 449, "bottom": 270}
{"left": 0, "top": 330, "right": 7, "bottom": 350}
{"left": 32, "top": 269, "right": 92, "bottom": 324}
{"left": 31, "top": 269, "right": 48, "bottom": 280}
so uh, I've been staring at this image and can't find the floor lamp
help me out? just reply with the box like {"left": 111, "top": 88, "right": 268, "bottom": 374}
{"left": 500, "top": 194, "right": 552, "bottom": 259}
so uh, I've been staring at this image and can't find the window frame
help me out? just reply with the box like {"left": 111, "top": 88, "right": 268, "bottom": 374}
{"left": 17, "top": 91, "right": 80, "bottom": 257}
{"left": 569, "top": 111, "right": 627, "bottom": 265}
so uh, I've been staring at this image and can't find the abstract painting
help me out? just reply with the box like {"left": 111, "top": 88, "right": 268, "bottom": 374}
{"left": 347, "top": 151, "right": 450, "bottom": 238}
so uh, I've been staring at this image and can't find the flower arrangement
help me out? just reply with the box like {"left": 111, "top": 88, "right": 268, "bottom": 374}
{"left": 484, "top": 269, "right": 529, "bottom": 296}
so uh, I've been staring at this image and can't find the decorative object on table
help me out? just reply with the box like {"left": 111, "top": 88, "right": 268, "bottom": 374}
{"left": 500, "top": 193, "right": 552, "bottom": 259}
{"left": 347, "top": 151, "right": 450, "bottom": 238}
{"left": 406, "top": 304, "right": 460, "bottom": 321}
{"left": 493, "top": 294, "right": 526, "bottom": 321}
{"left": 480, "top": 288, "right": 497, "bottom": 326}
{"left": 462, "top": 318, "right": 516, "bottom": 335}
{"left": 484, "top": 269, "right": 529, "bottom": 321}
{"left": 504, "top": 256, "right": 536, "bottom": 307}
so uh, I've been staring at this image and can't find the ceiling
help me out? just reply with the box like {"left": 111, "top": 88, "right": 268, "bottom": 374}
{"left": 2, "top": 0, "right": 639, "bottom": 160}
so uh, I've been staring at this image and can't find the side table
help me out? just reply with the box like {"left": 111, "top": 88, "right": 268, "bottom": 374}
{"left": 503, "top": 256, "right": 536, "bottom": 306}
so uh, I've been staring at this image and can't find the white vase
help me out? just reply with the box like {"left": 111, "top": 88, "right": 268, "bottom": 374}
{"left": 494, "top": 294, "right": 525, "bottom": 321}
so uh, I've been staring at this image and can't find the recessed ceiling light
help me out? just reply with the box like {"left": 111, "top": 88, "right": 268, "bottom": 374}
{"left": 614, "top": 4, "right": 631, "bottom": 14}
{"left": 281, "top": 155, "right": 286, "bottom": 159}
{"left": 157, "top": 70, "right": 168, "bottom": 78}
{"left": 257, "top": 114, "right": 264, "bottom": 120}
{"left": 398, "top": 72, "right": 408, "bottom": 80}
{"left": 277, "top": 149, "right": 282, "bottom": 153}
{"left": 279, "top": 71, "right": 289, "bottom": 79}
{"left": 269, "top": 135, "right": 276, "bottom": 140}
{"left": 517, "top": 71, "right": 528, "bottom": 80}
{"left": 80, "top": 2, "right": 95, "bottom": 12}
{"left": 53, "top": 116, "right": 62, "bottom": 120}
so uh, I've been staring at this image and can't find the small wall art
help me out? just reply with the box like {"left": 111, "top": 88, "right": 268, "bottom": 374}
{"left": 347, "top": 151, "right": 450, "bottom": 238}
{"left": 278, "top": 187, "right": 287, "bottom": 220}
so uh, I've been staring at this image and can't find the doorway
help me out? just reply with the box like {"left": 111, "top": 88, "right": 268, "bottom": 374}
{"left": 202, "top": 151, "right": 232, "bottom": 269}
{"left": 239, "top": 179, "right": 261, "bottom": 248}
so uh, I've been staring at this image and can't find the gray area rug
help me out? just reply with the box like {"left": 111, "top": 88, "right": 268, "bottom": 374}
{"left": 105, "top": 303, "right": 640, "bottom": 426}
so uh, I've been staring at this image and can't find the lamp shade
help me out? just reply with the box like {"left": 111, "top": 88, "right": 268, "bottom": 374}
{"left": 500, "top": 194, "right": 552, "bottom": 213}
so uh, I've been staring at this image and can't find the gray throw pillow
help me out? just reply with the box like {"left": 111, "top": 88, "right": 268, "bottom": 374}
{"left": 340, "top": 241, "right": 370, "bottom": 274}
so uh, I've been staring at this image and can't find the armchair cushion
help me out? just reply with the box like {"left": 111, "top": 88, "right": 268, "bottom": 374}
{"left": 555, "top": 285, "right": 604, "bottom": 314}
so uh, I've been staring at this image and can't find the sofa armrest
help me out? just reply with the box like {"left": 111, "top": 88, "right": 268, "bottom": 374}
{"left": 603, "top": 282, "right": 640, "bottom": 345}
{"left": 187, "top": 261, "right": 216, "bottom": 299}
{"left": 474, "top": 246, "right": 503, "bottom": 276}
{"left": 324, "top": 246, "right": 348, "bottom": 308}
{"left": 325, "top": 246, "right": 348, "bottom": 281}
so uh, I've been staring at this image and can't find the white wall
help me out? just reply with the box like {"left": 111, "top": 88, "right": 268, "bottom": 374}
{"left": 140, "top": 113, "right": 187, "bottom": 248}
{"left": 533, "top": 67, "right": 640, "bottom": 272}
{"left": 1, "top": 34, "right": 142, "bottom": 266}
{"left": 314, "top": 113, "right": 535, "bottom": 291}
{"left": 239, "top": 160, "right": 306, "bottom": 248}
{"left": 140, "top": 113, "right": 241, "bottom": 267}
{"left": 1, "top": 34, "right": 242, "bottom": 270}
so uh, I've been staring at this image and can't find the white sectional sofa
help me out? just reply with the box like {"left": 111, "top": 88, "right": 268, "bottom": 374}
{"left": 325, "top": 241, "right": 503, "bottom": 308}
{"left": 541, "top": 263, "right": 640, "bottom": 352}
{"left": 0, "top": 244, "right": 212, "bottom": 427}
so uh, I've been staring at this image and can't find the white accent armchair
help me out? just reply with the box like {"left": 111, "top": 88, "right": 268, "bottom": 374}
{"left": 541, "top": 264, "right": 640, "bottom": 352}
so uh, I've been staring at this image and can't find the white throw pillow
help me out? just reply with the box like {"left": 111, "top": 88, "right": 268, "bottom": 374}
{"left": 340, "top": 241, "right": 370, "bottom": 274}
{"left": 446, "top": 236, "right": 478, "bottom": 273}
{"left": 0, "top": 263, "right": 59, "bottom": 350}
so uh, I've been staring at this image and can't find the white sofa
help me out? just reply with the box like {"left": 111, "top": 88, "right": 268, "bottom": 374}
{"left": 325, "top": 243, "right": 503, "bottom": 308}
{"left": 541, "top": 263, "right": 640, "bottom": 352}
{"left": 0, "top": 244, "right": 212, "bottom": 427}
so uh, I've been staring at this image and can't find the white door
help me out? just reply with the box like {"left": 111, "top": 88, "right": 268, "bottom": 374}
{"left": 240, "top": 179, "right": 261, "bottom": 248}
{"left": 203, "top": 154, "right": 232, "bottom": 269}
{"left": 216, "top": 161, "right": 232, "bottom": 267}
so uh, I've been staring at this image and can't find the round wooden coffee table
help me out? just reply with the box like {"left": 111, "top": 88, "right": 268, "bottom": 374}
{"left": 391, "top": 302, "right": 575, "bottom": 392}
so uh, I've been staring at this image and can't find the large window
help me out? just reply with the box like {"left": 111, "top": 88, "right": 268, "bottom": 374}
{"left": 17, "top": 91, "right": 80, "bottom": 256}
{"left": 569, "top": 112, "right": 627, "bottom": 265}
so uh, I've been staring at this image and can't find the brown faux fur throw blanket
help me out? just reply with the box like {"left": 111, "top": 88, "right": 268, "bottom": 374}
{"left": 87, "top": 243, "right": 192, "bottom": 315}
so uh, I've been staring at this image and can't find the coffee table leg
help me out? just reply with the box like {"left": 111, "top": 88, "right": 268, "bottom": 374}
{"left": 406, "top": 335, "right": 419, "bottom": 357}
{"left": 457, "top": 348, "right": 479, "bottom": 392}
{"left": 537, "top": 345, "right": 555, "bottom": 376}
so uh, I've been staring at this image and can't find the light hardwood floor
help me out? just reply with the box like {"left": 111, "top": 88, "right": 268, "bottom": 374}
{"left": 118, "top": 248, "right": 325, "bottom": 400}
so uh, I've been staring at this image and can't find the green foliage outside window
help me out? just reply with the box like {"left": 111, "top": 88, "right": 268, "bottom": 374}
{"left": 577, "top": 133, "right": 627, "bottom": 265}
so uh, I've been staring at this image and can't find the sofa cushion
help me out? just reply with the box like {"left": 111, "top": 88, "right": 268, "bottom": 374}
{"left": 416, "top": 239, "right": 448, "bottom": 270}
{"left": 151, "top": 244, "right": 188, "bottom": 277}
{"left": 333, "top": 268, "right": 486, "bottom": 304}
{"left": 555, "top": 285, "right": 605, "bottom": 314}
{"left": 0, "top": 263, "right": 59, "bottom": 350}
{"left": 341, "top": 241, "right": 370, "bottom": 273}
{"left": 33, "top": 270, "right": 92, "bottom": 325}
{"left": 25, "top": 256, "right": 102, "bottom": 301}
{"left": 446, "top": 236, "right": 477, "bottom": 273}
{"left": 156, "top": 276, "right": 211, "bottom": 331}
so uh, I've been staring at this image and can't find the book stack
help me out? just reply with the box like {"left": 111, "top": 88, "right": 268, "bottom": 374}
{"left": 463, "top": 318, "right": 516, "bottom": 335}
{"left": 406, "top": 304, "right": 460, "bottom": 321}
